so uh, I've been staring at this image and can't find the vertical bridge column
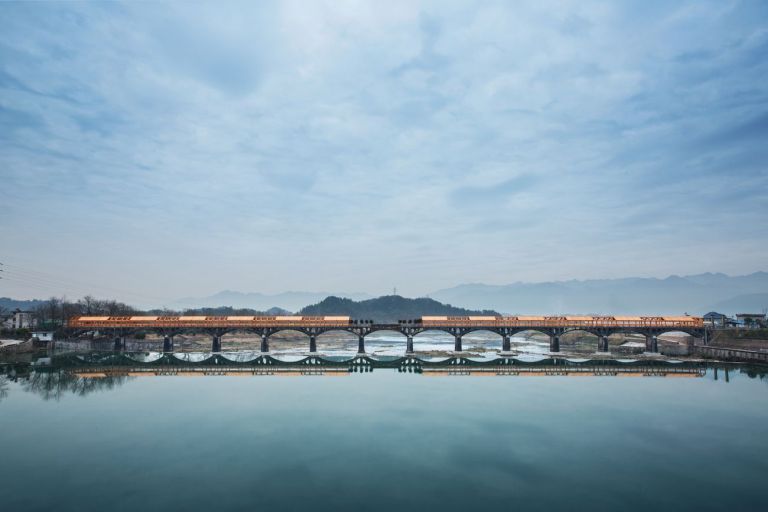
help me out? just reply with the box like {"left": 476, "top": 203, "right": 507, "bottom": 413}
{"left": 599, "top": 336, "right": 609, "bottom": 353}
{"left": 260, "top": 334, "right": 269, "bottom": 353}
{"left": 502, "top": 334, "right": 511, "bottom": 352}
{"left": 454, "top": 335, "right": 463, "bottom": 352}
{"left": 113, "top": 336, "right": 125, "bottom": 352}
{"left": 357, "top": 335, "right": 365, "bottom": 354}
{"left": 163, "top": 335, "right": 173, "bottom": 353}
{"left": 645, "top": 335, "right": 659, "bottom": 353}
{"left": 549, "top": 334, "right": 560, "bottom": 353}
{"left": 212, "top": 336, "right": 222, "bottom": 352}
{"left": 309, "top": 335, "right": 317, "bottom": 353}
{"left": 406, "top": 336, "right": 414, "bottom": 354}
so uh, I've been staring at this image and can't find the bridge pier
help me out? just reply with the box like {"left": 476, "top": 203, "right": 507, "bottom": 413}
{"left": 502, "top": 335, "right": 511, "bottom": 352}
{"left": 309, "top": 335, "right": 317, "bottom": 353}
{"left": 406, "top": 336, "right": 414, "bottom": 354}
{"left": 645, "top": 335, "right": 659, "bottom": 353}
{"left": 212, "top": 336, "right": 222, "bottom": 352}
{"left": 163, "top": 335, "right": 173, "bottom": 353}
{"left": 549, "top": 335, "right": 560, "bottom": 353}
{"left": 357, "top": 335, "right": 365, "bottom": 354}
{"left": 599, "top": 336, "right": 609, "bottom": 353}
{"left": 260, "top": 334, "right": 269, "bottom": 353}
{"left": 113, "top": 336, "right": 125, "bottom": 351}
{"left": 454, "top": 335, "right": 463, "bottom": 352}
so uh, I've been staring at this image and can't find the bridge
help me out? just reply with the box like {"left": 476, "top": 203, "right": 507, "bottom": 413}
{"left": 66, "top": 315, "right": 706, "bottom": 354}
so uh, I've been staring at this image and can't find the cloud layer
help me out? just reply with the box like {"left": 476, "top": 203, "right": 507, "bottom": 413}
{"left": 1, "top": 1, "right": 766, "bottom": 304}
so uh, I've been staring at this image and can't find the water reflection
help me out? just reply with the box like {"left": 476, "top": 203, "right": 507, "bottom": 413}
{"left": 2, "top": 351, "right": 767, "bottom": 403}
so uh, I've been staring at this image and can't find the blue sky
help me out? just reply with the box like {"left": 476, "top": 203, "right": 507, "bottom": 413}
{"left": 0, "top": 1, "right": 766, "bottom": 305}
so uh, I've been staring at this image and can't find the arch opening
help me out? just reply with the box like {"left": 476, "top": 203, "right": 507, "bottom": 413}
{"left": 509, "top": 330, "right": 552, "bottom": 354}
{"left": 461, "top": 329, "right": 504, "bottom": 353}
{"left": 560, "top": 329, "right": 600, "bottom": 354}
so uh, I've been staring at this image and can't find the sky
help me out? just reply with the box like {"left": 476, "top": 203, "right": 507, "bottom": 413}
{"left": 0, "top": 0, "right": 767, "bottom": 305}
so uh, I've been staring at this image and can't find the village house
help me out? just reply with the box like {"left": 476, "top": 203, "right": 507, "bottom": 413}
{"left": 1, "top": 309, "right": 37, "bottom": 330}
{"left": 703, "top": 311, "right": 729, "bottom": 327}
{"left": 735, "top": 313, "right": 766, "bottom": 328}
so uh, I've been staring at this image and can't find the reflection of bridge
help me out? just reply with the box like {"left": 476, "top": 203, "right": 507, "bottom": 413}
{"left": 67, "top": 315, "right": 706, "bottom": 354}
{"left": 41, "top": 353, "right": 709, "bottom": 378}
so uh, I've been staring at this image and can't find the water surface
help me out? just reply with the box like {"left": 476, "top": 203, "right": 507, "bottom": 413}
{"left": 1, "top": 357, "right": 766, "bottom": 512}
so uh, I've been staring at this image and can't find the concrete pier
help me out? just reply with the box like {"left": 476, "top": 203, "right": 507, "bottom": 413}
{"left": 163, "top": 335, "right": 173, "bottom": 353}
{"left": 357, "top": 335, "right": 365, "bottom": 354}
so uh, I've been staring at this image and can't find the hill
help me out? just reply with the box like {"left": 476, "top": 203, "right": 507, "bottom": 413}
{"left": 299, "top": 295, "right": 498, "bottom": 323}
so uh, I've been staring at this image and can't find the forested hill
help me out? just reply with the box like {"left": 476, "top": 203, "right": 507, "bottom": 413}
{"left": 299, "top": 295, "right": 498, "bottom": 323}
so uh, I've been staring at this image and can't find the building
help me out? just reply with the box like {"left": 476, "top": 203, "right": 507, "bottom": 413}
{"left": 31, "top": 331, "right": 54, "bottom": 342}
{"left": 735, "top": 313, "right": 766, "bottom": 328}
{"left": 703, "top": 312, "right": 728, "bottom": 327}
{"left": 1, "top": 309, "right": 37, "bottom": 330}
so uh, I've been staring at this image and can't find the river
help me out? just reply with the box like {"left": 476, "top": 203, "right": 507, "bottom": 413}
{"left": 1, "top": 352, "right": 767, "bottom": 511}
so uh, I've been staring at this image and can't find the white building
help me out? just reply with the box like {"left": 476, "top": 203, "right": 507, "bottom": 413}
{"left": 1, "top": 309, "right": 37, "bottom": 330}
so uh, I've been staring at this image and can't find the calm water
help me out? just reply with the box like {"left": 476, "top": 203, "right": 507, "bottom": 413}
{"left": 1, "top": 357, "right": 767, "bottom": 512}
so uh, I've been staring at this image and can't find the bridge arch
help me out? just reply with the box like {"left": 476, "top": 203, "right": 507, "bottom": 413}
{"left": 561, "top": 329, "right": 601, "bottom": 352}
{"left": 315, "top": 330, "right": 359, "bottom": 353}
{"left": 461, "top": 329, "right": 504, "bottom": 351}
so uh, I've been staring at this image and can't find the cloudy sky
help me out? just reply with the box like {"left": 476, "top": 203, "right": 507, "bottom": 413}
{"left": 1, "top": 1, "right": 766, "bottom": 305}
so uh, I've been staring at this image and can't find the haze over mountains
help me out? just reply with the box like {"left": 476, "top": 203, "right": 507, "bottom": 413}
{"left": 4, "top": 272, "right": 766, "bottom": 316}
{"left": 429, "top": 272, "right": 768, "bottom": 315}
{"left": 172, "top": 290, "right": 373, "bottom": 312}
{"left": 168, "top": 272, "right": 768, "bottom": 315}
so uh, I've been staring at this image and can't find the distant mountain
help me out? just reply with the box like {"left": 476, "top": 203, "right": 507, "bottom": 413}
{"left": 429, "top": 272, "right": 768, "bottom": 315}
{"left": 172, "top": 290, "right": 373, "bottom": 312}
{"left": 710, "top": 293, "right": 768, "bottom": 314}
{"left": 154, "top": 305, "right": 292, "bottom": 316}
{"left": 299, "top": 295, "right": 498, "bottom": 323}
{"left": 0, "top": 297, "right": 45, "bottom": 312}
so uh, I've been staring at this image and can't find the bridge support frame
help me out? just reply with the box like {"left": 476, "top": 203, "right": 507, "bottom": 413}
{"left": 549, "top": 335, "right": 560, "bottom": 353}
{"left": 599, "top": 335, "right": 609, "bottom": 353}
{"left": 357, "top": 335, "right": 365, "bottom": 354}
{"left": 406, "top": 336, "right": 414, "bottom": 354}
{"left": 502, "top": 334, "right": 511, "bottom": 352}
{"left": 163, "top": 335, "right": 173, "bottom": 353}
{"left": 309, "top": 335, "right": 317, "bottom": 353}
{"left": 645, "top": 335, "right": 659, "bottom": 353}
{"left": 260, "top": 334, "right": 269, "bottom": 353}
{"left": 454, "top": 335, "right": 463, "bottom": 352}
{"left": 212, "top": 336, "right": 222, "bottom": 352}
